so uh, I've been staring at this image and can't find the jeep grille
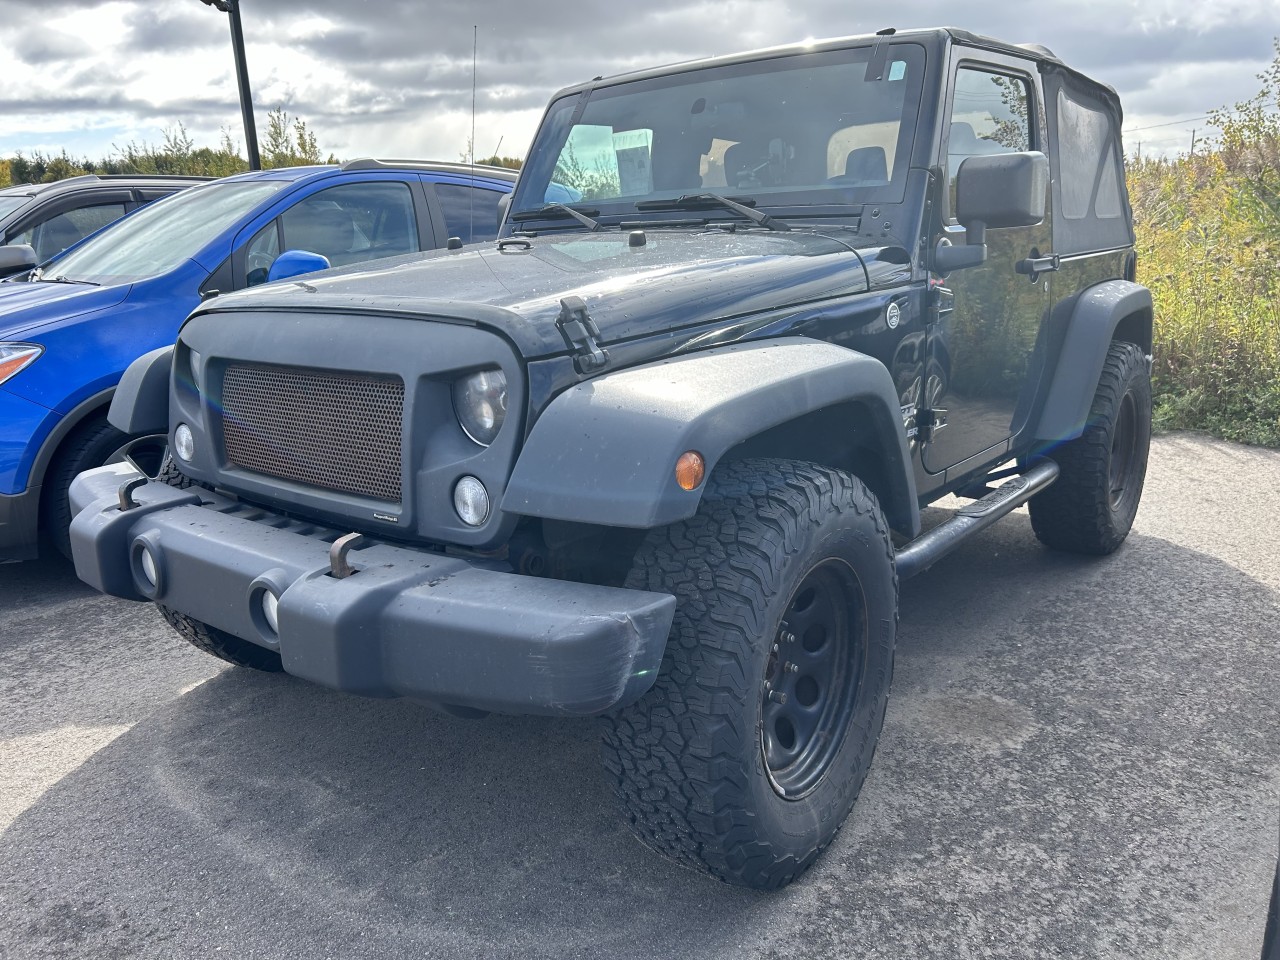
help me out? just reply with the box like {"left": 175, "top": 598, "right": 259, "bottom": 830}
{"left": 221, "top": 363, "right": 404, "bottom": 503}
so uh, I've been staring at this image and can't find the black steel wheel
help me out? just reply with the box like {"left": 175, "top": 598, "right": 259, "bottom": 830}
{"left": 761, "top": 559, "right": 867, "bottom": 799}
{"left": 1029, "top": 340, "right": 1152, "bottom": 555}
{"left": 603, "top": 458, "right": 897, "bottom": 889}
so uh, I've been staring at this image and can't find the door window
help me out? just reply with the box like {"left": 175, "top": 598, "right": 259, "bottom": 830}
{"left": 435, "top": 183, "right": 508, "bottom": 244}
{"left": 279, "top": 181, "right": 419, "bottom": 268}
{"left": 946, "top": 68, "right": 1032, "bottom": 210}
{"left": 241, "top": 181, "right": 420, "bottom": 284}
{"left": 15, "top": 203, "right": 128, "bottom": 261}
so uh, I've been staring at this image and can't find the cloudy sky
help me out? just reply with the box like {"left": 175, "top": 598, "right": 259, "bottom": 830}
{"left": 1, "top": 0, "right": 1277, "bottom": 166}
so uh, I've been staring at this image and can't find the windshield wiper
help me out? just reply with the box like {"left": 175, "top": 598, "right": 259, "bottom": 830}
{"left": 510, "top": 202, "right": 602, "bottom": 231}
{"left": 634, "top": 193, "right": 791, "bottom": 232}
{"left": 44, "top": 275, "right": 100, "bottom": 286}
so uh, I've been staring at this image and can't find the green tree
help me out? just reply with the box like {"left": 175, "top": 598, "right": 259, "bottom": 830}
{"left": 261, "top": 108, "right": 333, "bottom": 168}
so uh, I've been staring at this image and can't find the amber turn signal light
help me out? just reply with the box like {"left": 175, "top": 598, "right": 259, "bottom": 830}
{"left": 675, "top": 451, "right": 705, "bottom": 491}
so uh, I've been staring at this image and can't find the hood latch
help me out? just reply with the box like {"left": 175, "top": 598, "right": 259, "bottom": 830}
{"left": 556, "top": 296, "right": 610, "bottom": 373}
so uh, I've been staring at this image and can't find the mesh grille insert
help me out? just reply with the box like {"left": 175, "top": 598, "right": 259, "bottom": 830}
{"left": 221, "top": 363, "right": 404, "bottom": 503}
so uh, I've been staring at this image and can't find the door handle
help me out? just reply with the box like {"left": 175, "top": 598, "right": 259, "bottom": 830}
{"left": 1015, "top": 253, "right": 1060, "bottom": 277}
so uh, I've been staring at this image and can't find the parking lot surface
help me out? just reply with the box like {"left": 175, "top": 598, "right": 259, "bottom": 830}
{"left": 2, "top": 433, "right": 1278, "bottom": 959}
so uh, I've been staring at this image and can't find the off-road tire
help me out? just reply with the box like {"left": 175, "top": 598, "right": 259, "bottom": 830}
{"left": 157, "top": 604, "right": 283, "bottom": 672}
{"left": 1029, "top": 340, "right": 1151, "bottom": 554}
{"left": 602, "top": 459, "right": 897, "bottom": 889}
{"left": 42, "top": 413, "right": 130, "bottom": 559}
{"left": 156, "top": 455, "right": 207, "bottom": 491}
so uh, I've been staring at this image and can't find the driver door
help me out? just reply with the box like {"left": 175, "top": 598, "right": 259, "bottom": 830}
{"left": 924, "top": 56, "right": 1053, "bottom": 475}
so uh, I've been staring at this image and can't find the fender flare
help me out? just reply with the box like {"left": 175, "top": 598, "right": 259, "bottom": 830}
{"left": 1035, "top": 280, "right": 1152, "bottom": 444}
{"left": 503, "top": 337, "right": 919, "bottom": 534}
{"left": 108, "top": 346, "right": 173, "bottom": 436}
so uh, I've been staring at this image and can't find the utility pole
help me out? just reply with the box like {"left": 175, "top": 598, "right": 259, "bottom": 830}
{"left": 199, "top": 0, "right": 261, "bottom": 170}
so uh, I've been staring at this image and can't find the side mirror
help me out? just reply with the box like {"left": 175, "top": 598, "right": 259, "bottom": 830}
{"left": 267, "top": 249, "right": 331, "bottom": 284}
{"left": 935, "top": 151, "right": 1048, "bottom": 274}
{"left": 0, "top": 244, "right": 38, "bottom": 280}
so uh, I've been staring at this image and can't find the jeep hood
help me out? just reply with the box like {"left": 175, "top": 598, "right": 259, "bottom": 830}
{"left": 196, "top": 231, "right": 902, "bottom": 358}
{"left": 0, "top": 279, "right": 130, "bottom": 340}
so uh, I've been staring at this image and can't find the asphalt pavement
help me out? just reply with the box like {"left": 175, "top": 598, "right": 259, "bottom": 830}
{"left": 1, "top": 432, "right": 1277, "bottom": 959}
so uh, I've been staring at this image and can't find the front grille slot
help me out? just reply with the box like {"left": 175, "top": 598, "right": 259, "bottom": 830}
{"left": 221, "top": 363, "right": 404, "bottom": 503}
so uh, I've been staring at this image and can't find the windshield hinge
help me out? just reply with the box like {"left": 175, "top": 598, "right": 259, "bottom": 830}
{"left": 916, "top": 406, "right": 948, "bottom": 444}
{"left": 556, "top": 296, "right": 610, "bottom": 373}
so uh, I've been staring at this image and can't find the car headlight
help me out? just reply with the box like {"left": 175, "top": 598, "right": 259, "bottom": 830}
{"left": 453, "top": 369, "right": 507, "bottom": 446}
{"left": 0, "top": 343, "right": 43, "bottom": 386}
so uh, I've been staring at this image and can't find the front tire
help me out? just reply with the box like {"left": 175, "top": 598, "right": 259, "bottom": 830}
{"left": 602, "top": 459, "right": 897, "bottom": 889}
{"left": 1029, "top": 340, "right": 1152, "bottom": 554}
{"left": 42, "top": 413, "right": 130, "bottom": 559}
{"left": 157, "top": 605, "right": 283, "bottom": 672}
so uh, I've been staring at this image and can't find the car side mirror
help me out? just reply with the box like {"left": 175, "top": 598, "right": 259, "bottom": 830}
{"left": 496, "top": 193, "right": 512, "bottom": 233}
{"left": 934, "top": 151, "right": 1048, "bottom": 274}
{"left": 0, "top": 243, "right": 38, "bottom": 280}
{"left": 267, "top": 249, "right": 331, "bottom": 284}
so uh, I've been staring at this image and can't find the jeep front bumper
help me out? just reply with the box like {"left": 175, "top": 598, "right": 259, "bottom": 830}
{"left": 69, "top": 464, "right": 676, "bottom": 716}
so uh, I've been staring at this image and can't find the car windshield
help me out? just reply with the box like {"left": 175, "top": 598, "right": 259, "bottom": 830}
{"left": 45, "top": 180, "right": 287, "bottom": 283}
{"left": 0, "top": 196, "right": 31, "bottom": 221}
{"left": 512, "top": 42, "right": 926, "bottom": 222}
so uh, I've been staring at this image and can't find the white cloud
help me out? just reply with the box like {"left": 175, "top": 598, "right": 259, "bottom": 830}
{"left": 0, "top": 0, "right": 1275, "bottom": 163}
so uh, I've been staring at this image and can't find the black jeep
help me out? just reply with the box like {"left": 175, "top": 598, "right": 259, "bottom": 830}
{"left": 71, "top": 28, "right": 1151, "bottom": 889}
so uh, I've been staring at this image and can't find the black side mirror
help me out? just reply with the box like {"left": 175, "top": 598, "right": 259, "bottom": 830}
{"left": 935, "top": 151, "right": 1048, "bottom": 274}
{"left": 0, "top": 243, "right": 38, "bottom": 280}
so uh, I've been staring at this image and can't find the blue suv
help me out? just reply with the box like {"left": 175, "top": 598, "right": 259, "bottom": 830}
{"left": 0, "top": 159, "right": 516, "bottom": 559}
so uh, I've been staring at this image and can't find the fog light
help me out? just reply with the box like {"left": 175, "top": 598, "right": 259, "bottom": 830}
{"left": 139, "top": 546, "right": 158, "bottom": 587}
{"left": 174, "top": 422, "right": 195, "bottom": 462}
{"left": 261, "top": 589, "right": 279, "bottom": 634}
{"left": 453, "top": 476, "right": 489, "bottom": 526}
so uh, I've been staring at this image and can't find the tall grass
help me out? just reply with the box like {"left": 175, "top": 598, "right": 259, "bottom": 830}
{"left": 1130, "top": 41, "right": 1280, "bottom": 446}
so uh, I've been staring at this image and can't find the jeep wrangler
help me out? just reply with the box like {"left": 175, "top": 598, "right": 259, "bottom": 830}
{"left": 70, "top": 28, "right": 1151, "bottom": 889}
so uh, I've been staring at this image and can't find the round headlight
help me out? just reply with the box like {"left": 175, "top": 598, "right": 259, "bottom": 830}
{"left": 453, "top": 370, "right": 507, "bottom": 446}
{"left": 453, "top": 476, "right": 490, "bottom": 526}
{"left": 174, "top": 422, "right": 195, "bottom": 462}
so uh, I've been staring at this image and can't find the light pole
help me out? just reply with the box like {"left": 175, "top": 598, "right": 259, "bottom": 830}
{"left": 199, "top": 0, "right": 261, "bottom": 170}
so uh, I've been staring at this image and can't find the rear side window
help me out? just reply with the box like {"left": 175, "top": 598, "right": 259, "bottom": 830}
{"left": 435, "top": 183, "right": 505, "bottom": 244}
{"left": 1042, "top": 67, "right": 1133, "bottom": 254}
{"left": 1056, "top": 89, "right": 1124, "bottom": 221}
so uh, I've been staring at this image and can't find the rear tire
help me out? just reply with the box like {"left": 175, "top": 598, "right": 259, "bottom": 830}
{"left": 1029, "top": 341, "right": 1151, "bottom": 554}
{"left": 157, "top": 605, "right": 283, "bottom": 672}
{"left": 602, "top": 459, "right": 897, "bottom": 889}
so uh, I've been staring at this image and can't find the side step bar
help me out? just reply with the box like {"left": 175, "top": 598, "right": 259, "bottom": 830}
{"left": 895, "top": 459, "right": 1060, "bottom": 580}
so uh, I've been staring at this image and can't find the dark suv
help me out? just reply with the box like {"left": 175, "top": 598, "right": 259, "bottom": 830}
{"left": 0, "top": 174, "right": 210, "bottom": 277}
{"left": 72, "top": 29, "right": 1152, "bottom": 889}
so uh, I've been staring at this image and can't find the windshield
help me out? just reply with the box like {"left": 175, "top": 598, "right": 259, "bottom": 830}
{"left": 45, "top": 180, "right": 287, "bottom": 283}
{"left": 513, "top": 42, "right": 926, "bottom": 223}
{"left": 0, "top": 196, "right": 31, "bottom": 222}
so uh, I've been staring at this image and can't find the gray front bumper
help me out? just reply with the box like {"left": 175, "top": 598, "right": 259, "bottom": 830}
{"left": 69, "top": 464, "right": 675, "bottom": 716}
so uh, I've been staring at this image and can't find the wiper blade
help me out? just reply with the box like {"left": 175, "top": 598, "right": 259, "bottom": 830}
{"left": 45, "top": 275, "right": 100, "bottom": 286}
{"left": 634, "top": 193, "right": 791, "bottom": 231}
{"left": 510, "top": 202, "right": 602, "bottom": 231}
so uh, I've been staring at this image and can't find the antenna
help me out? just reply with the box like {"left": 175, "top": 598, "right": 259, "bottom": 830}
{"left": 469, "top": 24, "right": 477, "bottom": 242}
